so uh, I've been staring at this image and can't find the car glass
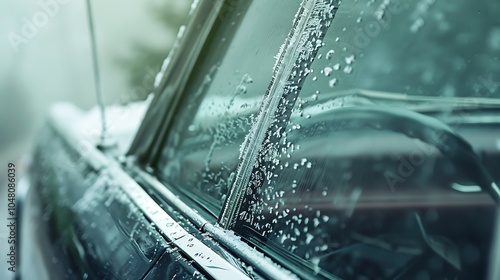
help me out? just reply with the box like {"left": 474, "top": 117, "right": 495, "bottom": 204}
{"left": 234, "top": 0, "right": 499, "bottom": 279}
{"left": 299, "top": 0, "right": 500, "bottom": 101}
{"left": 157, "top": 0, "right": 302, "bottom": 217}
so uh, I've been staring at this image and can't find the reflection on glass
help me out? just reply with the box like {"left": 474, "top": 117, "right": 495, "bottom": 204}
{"left": 235, "top": 0, "right": 499, "bottom": 279}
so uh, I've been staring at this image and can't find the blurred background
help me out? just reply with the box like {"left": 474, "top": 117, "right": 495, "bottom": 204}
{"left": 0, "top": 0, "right": 192, "bottom": 278}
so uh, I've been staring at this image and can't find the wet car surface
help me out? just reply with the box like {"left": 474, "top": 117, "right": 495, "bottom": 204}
{"left": 20, "top": 0, "right": 500, "bottom": 279}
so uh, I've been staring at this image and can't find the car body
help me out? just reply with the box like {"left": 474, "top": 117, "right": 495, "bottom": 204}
{"left": 19, "top": 0, "right": 500, "bottom": 279}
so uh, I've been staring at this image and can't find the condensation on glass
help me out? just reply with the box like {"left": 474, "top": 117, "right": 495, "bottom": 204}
{"left": 234, "top": 0, "right": 499, "bottom": 279}
{"left": 157, "top": 0, "right": 302, "bottom": 216}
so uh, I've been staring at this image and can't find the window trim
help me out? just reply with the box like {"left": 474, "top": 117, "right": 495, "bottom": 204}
{"left": 127, "top": 0, "right": 225, "bottom": 165}
{"left": 128, "top": 165, "right": 301, "bottom": 280}
{"left": 218, "top": 0, "right": 332, "bottom": 229}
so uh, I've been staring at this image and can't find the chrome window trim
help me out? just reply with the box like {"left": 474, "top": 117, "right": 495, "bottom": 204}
{"left": 129, "top": 167, "right": 210, "bottom": 230}
{"left": 108, "top": 166, "right": 252, "bottom": 280}
{"left": 218, "top": 0, "right": 324, "bottom": 228}
{"left": 130, "top": 167, "right": 300, "bottom": 280}
{"left": 128, "top": 0, "right": 225, "bottom": 164}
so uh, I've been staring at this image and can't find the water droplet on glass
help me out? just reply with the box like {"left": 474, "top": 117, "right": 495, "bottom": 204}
{"left": 306, "top": 233, "right": 314, "bottom": 244}
{"left": 411, "top": 18, "right": 425, "bottom": 32}
{"left": 323, "top": 67, "right": 333, "bottom": 76}
{"left": 345, "top": 54, "right": 355, "bottom": 65}
{"left": 326, "top": 49, "right": 335, "bottom": 59}
{"left": 329, "top": 78, "right": 337, "bottom": 87}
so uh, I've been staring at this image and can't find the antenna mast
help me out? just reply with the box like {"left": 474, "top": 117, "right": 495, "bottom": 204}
{"left": 85, "top": 0, "right": 114, "bottom": 150}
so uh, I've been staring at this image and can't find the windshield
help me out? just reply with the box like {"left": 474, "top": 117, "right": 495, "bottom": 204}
{"left": 233, "top": 0, "right": 500, "bottom": 279}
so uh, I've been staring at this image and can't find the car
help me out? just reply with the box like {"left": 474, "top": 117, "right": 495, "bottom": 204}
{"left": 18, "top": 0, "right": 500, "bottom": 279}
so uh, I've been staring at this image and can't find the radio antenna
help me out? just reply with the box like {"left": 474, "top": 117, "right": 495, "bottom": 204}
{"left": 85, "top": 0, "right": 115, "bottom": 150}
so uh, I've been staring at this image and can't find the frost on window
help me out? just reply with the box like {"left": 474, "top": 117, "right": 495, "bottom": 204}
{"left": 157, "top": 0, "right": 302, "bottom": 217}
{"left": 235, "top": 0, "right": 498, "bottom": 279}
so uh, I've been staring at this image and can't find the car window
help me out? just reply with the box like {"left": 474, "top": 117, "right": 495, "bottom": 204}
{"left": 298, "top": 0, "right": 500, "bottom": 100}
{"left": 156, "top": 0, "right": 302, "bottom": 217}
{"left": 233, "top": 0, "right": 499, "bottom": 279}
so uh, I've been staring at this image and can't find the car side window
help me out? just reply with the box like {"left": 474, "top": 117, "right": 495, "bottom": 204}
{"left": 156, "top": 0, "right": 302, "bottom": 217}
{"left": 233, "top": 0, "right": 498, "bottom": 279}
